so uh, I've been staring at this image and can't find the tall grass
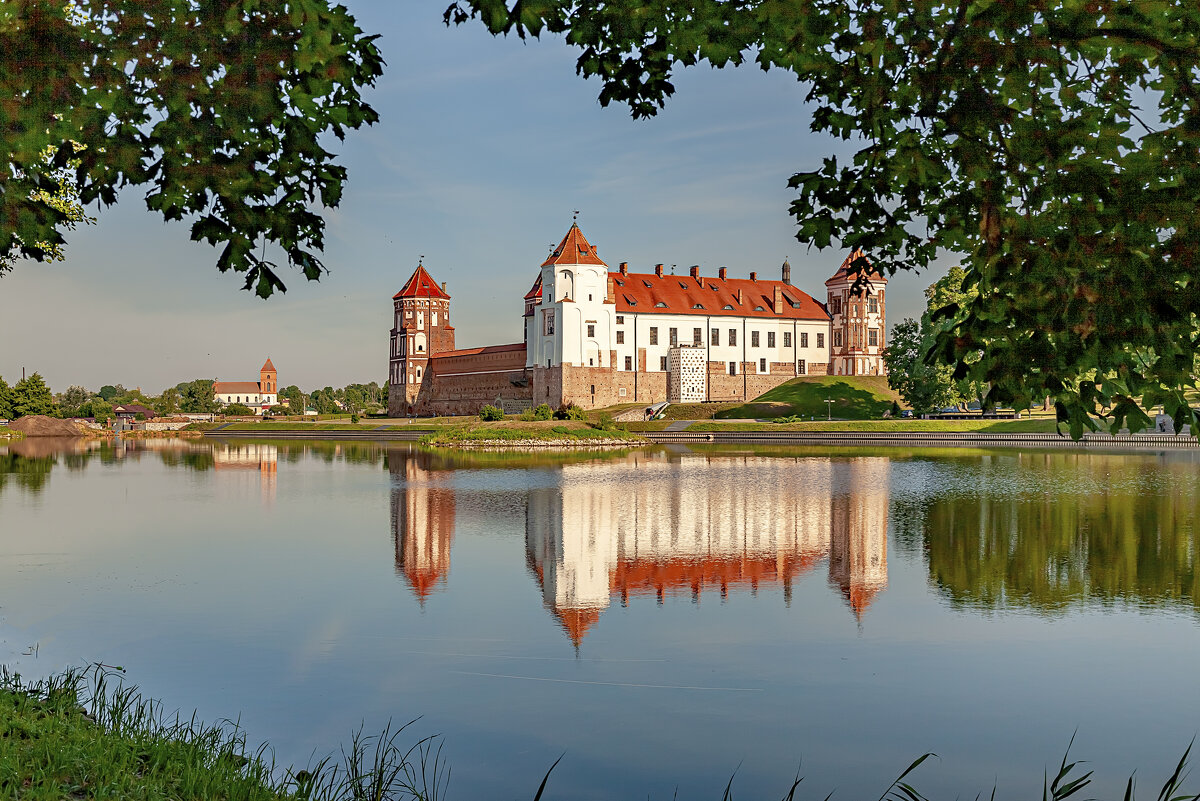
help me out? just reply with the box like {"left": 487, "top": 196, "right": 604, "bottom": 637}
{"left": 2, "top": 666, "right": 1197, "bottom": 800}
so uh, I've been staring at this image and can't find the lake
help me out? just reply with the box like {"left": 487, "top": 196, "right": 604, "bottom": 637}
{"left": 2, "top": 438, "right": 1198, "bottom": 800}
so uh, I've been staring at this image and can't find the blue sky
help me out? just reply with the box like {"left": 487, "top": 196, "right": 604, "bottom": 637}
{"left": 0, "top": 3, "right": 955, "bottom": 393}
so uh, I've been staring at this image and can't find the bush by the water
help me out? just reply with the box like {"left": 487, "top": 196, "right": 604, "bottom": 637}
{"left": 479, "top": 405, "right": 504, "bottom": 421}
{"left": 554, "top": 402, "right": 586, "bottom": 421}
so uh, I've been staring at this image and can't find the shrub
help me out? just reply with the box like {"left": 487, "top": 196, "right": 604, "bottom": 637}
{"left": 594, "top": 411, "right": 616, "bottom": 430}
{"left": 479, "top": 405, "right": 504, "bottom": 421}
{"left": 531, "top": 403, "right": 554, "bottom": 421}
{"left": 224, "top": 403, "right": 254, "bottom": 416}
{"left": 554, "top": 402, "right": 586, "bottom": 421}
{"left": 350, "top": 413, "right": 360, "bottom": 424}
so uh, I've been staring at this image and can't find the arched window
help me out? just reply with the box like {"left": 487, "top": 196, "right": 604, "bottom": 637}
{"left": 558, "top": 270, "right": 574, "bottom": 301}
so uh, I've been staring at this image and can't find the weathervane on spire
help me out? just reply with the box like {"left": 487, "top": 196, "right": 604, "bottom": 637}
{"left": 572, "top": 209, "right": 579, "bottom": 223}
{"left": 418, "top": 254, "right": 424, "bottom": 266}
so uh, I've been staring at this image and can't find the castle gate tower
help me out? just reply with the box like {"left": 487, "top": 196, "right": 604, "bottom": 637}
{"left": 825, "top": 251, "right": 888, "bottom": 376}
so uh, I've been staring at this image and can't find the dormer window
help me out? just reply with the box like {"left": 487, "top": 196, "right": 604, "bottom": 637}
{"left": 692, "top": 303, "right": 704, "bottom": 309}
{"left": 754, "top": 305, "right": 766, "bottom": 311}
{"left": 678, "top": 281, "right": 689, "bottom": 289}
{"left": 614, "top": 279, "right": 624, "bottom": 287}
{"left": 655, "top": 301, "right": 668, "bottom": 308}
{"left": 642, "top": 280, "right": 653, "bottom": 288}
{"left": 723, "top": 304, "right": 734, "bottom": 310}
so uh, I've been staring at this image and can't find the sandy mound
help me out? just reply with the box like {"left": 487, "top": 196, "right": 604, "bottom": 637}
{"left": 8, "top": 415, "right": 87, "bottom": 437}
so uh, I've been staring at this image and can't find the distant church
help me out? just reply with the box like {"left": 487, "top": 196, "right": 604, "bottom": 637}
{"left": 387, "top": 223, "right": 887, "bottom": 416}
{"left": 213, "top": 359, "right": 278, "bottom": 415}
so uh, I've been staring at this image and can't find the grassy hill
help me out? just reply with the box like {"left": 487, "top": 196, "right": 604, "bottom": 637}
{"left": 714, "top": 375, "right": 903, "bottom": 420}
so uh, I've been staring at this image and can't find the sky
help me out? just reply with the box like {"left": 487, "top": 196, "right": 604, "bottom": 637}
{"left": 0, "top": 2, "right": 956, "bottom": 394}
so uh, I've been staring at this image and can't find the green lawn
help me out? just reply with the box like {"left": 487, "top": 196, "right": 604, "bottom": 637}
{"left": 714, "top": 375, "right": 903, "bottom": 420}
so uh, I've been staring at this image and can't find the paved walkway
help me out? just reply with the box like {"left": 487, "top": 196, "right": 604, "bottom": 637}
{"left": 664, "top": 420, "right": 693, "bottom": 431}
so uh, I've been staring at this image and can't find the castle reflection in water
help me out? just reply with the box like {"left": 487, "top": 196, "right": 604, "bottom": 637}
{"left": 388, "top": 450, "right": 889, "bottom": 642}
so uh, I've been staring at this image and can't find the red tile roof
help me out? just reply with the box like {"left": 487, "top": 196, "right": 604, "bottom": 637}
{"left": 523, "top": 273, "right": 542, "bottom": 300}
{"left": 610, "top": 272, "right": 829, "bottom": 320}
{"left": 541, "top": 223, "right": 607, "bottom": 268}
{"left": 261, "top": 358, "right": 276, "bottom": 372}
{"left": 825, "top": 249, "right": 887, "bottom": 285}
{"left": 213, "top": 381, "right": 263, "bottom": 394}
{"left": 431, "top": 343, "right": 526, "bottom": 359}
{"left": 394, "top": 264, "right": 451, "bottom": 300}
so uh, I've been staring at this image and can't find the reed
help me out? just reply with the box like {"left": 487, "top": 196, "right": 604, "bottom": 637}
{"left": 2, "top": 666, "right": 1197, "bottom": 800}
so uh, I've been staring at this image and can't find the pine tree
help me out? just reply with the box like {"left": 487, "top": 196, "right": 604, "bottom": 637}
{"left": 11, "top": 373, "right": 59, "bottom": 418}
{"left": 0, "top": 376, "right": 13, "bottom": 419}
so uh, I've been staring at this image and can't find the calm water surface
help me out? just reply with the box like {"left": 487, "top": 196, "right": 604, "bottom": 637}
{"left": 2, "top": 439, "right": 1199, "bottom": 799}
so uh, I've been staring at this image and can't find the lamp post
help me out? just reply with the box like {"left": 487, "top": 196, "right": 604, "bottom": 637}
{"left": 824, "top": 398, "right": 834, "bottom": 421}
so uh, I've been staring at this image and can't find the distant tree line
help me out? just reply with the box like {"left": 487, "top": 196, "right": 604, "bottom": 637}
{"left": 1, "top": 376, "right": 387, "bottom": 421}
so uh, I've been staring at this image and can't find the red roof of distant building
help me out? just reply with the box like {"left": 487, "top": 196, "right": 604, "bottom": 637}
{"left": 213, "top": 381, "right": 262, "bottom": 394}
{"left": 610, "top": 271, "right": 829, "bottom": 320}
{"left": 394, "top": 264, "right": 451, "bottom": 300}
{"left": 826, "top": 250, "right": 887, "bottom": 285}
{"left": 113, "top": 403, "right": 156, "bottom": 419}
{"left": 524, "top": 273, "right": 542, "bottom": 300}
{"left": 261, "top": 358, "right": 276, "bottom": 372}
{"left": 541, "top": 223, "right": 607, "bottom": 268}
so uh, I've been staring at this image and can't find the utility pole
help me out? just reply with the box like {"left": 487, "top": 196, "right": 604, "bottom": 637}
{"left": 824, "top": 398, "right": 834, "bottom": 421}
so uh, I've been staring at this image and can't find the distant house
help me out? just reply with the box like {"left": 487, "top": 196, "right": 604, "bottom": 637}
{"left": 113, "top": 403, "right": 156, "bottom": 422}
{"left": 213, "top": 359, "right": 278, "bottom": 416}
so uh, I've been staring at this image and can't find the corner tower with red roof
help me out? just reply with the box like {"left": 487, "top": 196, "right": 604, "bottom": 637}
{"left": 388, "top": 261, "right": 455, "bottom": 414}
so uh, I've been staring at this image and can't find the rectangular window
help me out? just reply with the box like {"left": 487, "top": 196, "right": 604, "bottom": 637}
{"left": 432, "top": 311, "right": 438, "bottom": 326}
{"left": 587, "top": 324, "right": 595, "bottom": 338}
{"left": 544, "top": 310, "right": 555, "bottom": 335}
{"left": 616, "top": 315, "right": 624, "bottom": 324}
{"left": 649, "top": 327, "right": 659, "bottom": 345}
{"left": 831, "top": 298, "right": 841, "bottom": 316}
{"left": 660, "top": 356, "right": 668, "bottom": 371}
{"left": 751, "top": 331, "right": 760, "bottom": 348}
{"left": 869, "top": 328, "right": 879, "bottom": 347}
{"left": 783, "top": 332, "right": 792, "bottom": 348}
{"left": 833, "top": 331, "right": 842, "bottom": 348}
{"left": 669, "top": 328, "right": 678, "bottom": 346}
{"left": 798, "top": 359, "right": 806, "bottom": 375}
{"left": 616, "top": 330, "right": 625, "bottom": 344}
{"left": 710, "top": 328, "right": 719, "bottom": 346}
{"left": 801, "top": 332, "right": 809, "bottom": 348}
{"left": 759, "top": 358, "right": 767, "bottom": 373}
{"left": 868, "top": 297, "right": 879, "bottom": 314}
{"left": 817, "top": 332, "right": 824, "bottom": 349}
{"left": 624, "top": 356, "right": 633, "bottom": 371}
{"left": 693, "top": 328, "right": 702, "bottom": 346}
{"left": 767, "top": 331, "right": 776, "bottom": 348}
{"left": 729, "top": 329, "right": 737, "bottom": 346}
{"left": 728, "top": 362, "right": 737, "bottom": 375}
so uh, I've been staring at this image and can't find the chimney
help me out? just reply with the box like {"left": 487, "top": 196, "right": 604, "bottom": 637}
{"left": 719, "top": 266, "right": 727, "bottom": 280}
{"left": 619, "top": 261, "right": 628, "bottom": 275}
{"left": 689, "top": 265, "right": 700, "bottom": 279}
{"left": 441, "top": 281, "right": 447, "bottom": 293}
{"left": 750, "top": 271, "right": 757, "bottom": 281}
{"left": 606, "top": 275, "right": 616, "bottom": 304}
{"left": 655, "top": 263, "right": 663, "bottom": 277}
{"left": 736, "top": 288, "right": 743, "bottom": 305}
{"left": 782, "top": 260, "right": 791, "bottom": 285}
{"left": 774, "top": 285, "right": 783, "bottom": 314}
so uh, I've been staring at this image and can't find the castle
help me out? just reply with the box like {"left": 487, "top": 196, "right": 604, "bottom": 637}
{"left": 387, "top": 223, "right": 887, "bottom": 416}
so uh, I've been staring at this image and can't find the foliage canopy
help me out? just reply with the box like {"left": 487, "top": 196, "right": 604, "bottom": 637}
{"left": 1, "top": 0, "right": 384, "bottom": 296}
{"left": 447, "top": 0, "right": 1200, "bottom": 435}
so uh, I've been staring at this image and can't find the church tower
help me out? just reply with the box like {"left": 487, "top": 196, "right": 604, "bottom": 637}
{"left": 388, "top": 261, "right": 455, "bottom": 416}
{"left": 259, "top": 358, "right": 277, "bottom": 395}
{"left": 825, "top": 250, "right": 888, "bottom": 376}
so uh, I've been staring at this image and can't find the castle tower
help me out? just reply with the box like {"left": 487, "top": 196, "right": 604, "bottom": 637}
{"left": 388, "top": 261, "right": 455, "bottom": 415}
{"left": 825, "top": 250, "right": 888, "bottom": 376}
{"left": 259, "top": 358, "right": 277, "bottom": 395}
{"left": 527, "top": 222, "right": 613, "bottom": 372}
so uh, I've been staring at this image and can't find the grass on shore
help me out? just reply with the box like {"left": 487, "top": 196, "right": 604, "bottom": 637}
{"left": 3, "top": 666, "right": 1198, "bottom": 801}
{"left": 715, "top": 375, "right": 903, "bottom": 420}
{"left": 420, "top": 422, "right": 644, "bottom": 446}
{"left": 685, "top": 418, "right": 1063, "bottom": 433}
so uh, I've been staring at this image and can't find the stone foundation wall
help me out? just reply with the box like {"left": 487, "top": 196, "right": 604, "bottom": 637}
{"left": 389, "top": 346, "right": 532, "bottom": 416}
